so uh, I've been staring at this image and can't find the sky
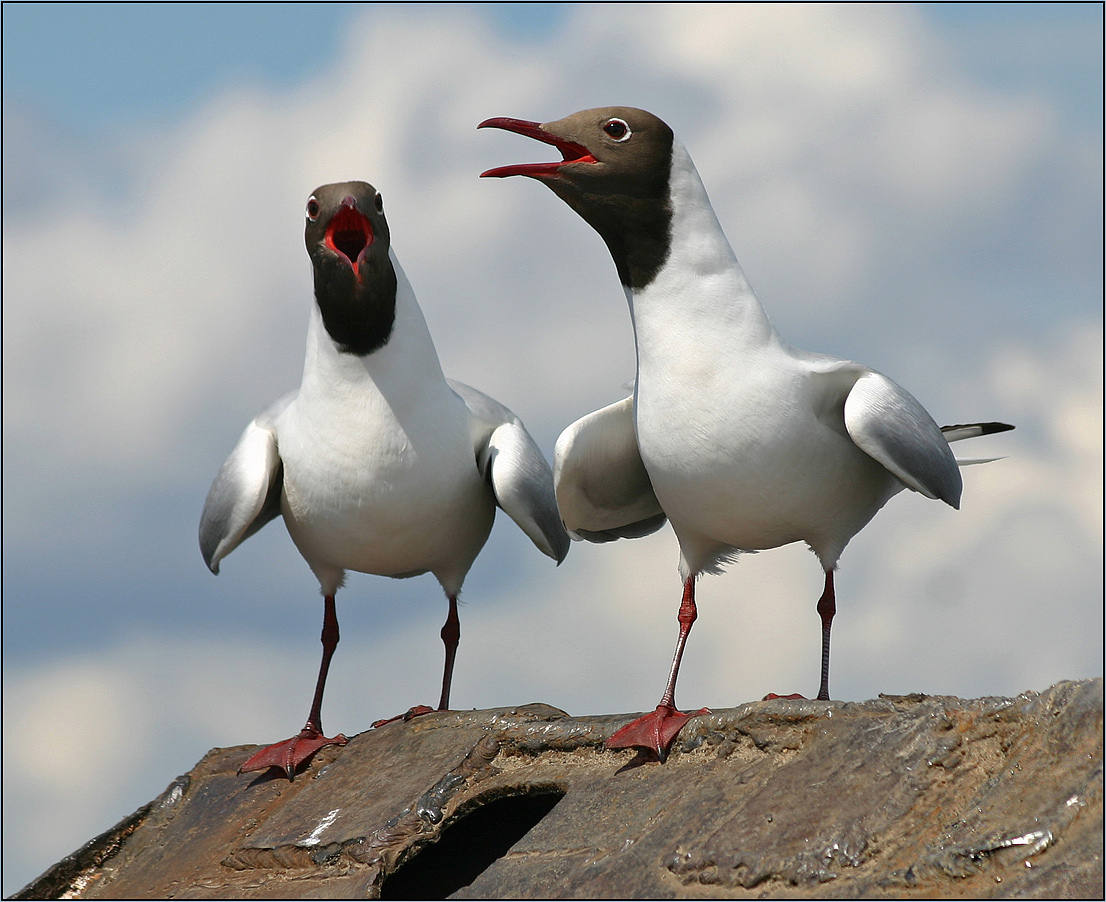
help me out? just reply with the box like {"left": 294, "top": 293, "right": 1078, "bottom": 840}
{"left": 2, "top": 2, "right": 1102, "bottom": 894}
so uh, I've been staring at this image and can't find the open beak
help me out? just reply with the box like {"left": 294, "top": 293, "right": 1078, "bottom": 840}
{"left": 325, "top": 196, "right": 374, "bottom": 270}
{"left": 478, "top": 117, "right": 597, "bottom": 179}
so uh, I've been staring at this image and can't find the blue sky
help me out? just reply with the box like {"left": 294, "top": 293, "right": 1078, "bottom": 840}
{"left": 3, "top": 3, "right": 1102, "bottom": 895}
{"left": 3, "top": 4, "right": 1101, "bottom": 131}
{"left": 2, "top": 3, "right": 571, "bottom": 128}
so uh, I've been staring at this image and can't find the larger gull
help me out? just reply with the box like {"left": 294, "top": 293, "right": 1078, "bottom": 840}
{"left": 479, "top": 107, "right": 1012, "bottom": 759}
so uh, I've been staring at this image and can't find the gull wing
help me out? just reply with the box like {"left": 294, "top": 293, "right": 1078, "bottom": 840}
{"left": 553, "top": 395, "right": 666, "bottom": 543}
{"left": 844, "top": 371, "right": 963, "bottom": 508}
{"left": 449, "top": 380, "right": 570, "bottom": 563}
{"left": 198, "top": 394, "right": 292, "bottom": 574}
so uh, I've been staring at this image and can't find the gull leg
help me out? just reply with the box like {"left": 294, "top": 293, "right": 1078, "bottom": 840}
{"left": 763, "top": 569, "right": 836, "bottom": 702}
{"left": 437, "top": 593, "right": 461, "bottom": 711}
{"left": 607, "top": 576, "right": 710, "bottom": 761}
{"left": 371, "top": 593, "right": 460, "bottom": 728}
{"left": 816, "top": 569, "right": 835, "bottom": 701}
{"left": 240, "top": 594, "right": 349, "bottom": 780}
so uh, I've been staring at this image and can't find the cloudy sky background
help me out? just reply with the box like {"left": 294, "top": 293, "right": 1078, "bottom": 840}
{"left": 3, "top": 2, "right": 1102, "bottom": 893}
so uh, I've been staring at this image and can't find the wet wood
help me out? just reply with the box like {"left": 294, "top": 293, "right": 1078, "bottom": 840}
{"left": 14, "top": 679, "right": 1102, "bottom": 899}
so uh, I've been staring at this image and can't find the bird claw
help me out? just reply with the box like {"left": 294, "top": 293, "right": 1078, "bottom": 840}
{"left": 762, "top": 692, "right": 807, "bottom": 700}
{"left": 239, "top": 727, "right": 348, "bottom": 780}
{"left": 370, "top": 704, "right": 437, "bottom": 729}
{"left": 606, "top": 704, "right": 710, "bottom": 762}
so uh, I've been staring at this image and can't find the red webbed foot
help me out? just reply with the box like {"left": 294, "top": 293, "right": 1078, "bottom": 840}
{"left": 606, "top": 704, "right": 710, "bottom": 762}
{"left": 239, "top": 727, "right": 348, "bottom": 780}
{"left": 370, "top": 704, "right": 436, "bottom": 728}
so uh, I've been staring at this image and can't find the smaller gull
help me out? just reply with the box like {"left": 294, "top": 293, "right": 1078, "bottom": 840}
{"left": 200, "top": 181, "right": 568, "bottom": 779}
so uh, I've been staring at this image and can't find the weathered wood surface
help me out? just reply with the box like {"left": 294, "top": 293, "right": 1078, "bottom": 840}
{"left": 14, "top": 678, "right": 1103, "bottom": 900}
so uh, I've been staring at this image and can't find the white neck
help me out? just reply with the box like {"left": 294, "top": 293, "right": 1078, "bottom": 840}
{"left": 627, "top": 139, "right": 778, "bottom": 352}
{"left": 300, "top": 249, "right": 448, "bottom": 405}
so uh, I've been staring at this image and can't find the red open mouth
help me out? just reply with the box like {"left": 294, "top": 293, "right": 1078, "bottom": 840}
{"left": 478, "top": 117, "right": 597, "bottom": 178}
{"left": 325, "top": 199, "right": 374, "bottom": 268}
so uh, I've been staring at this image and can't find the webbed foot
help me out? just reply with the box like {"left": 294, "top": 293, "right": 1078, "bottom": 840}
{"left": 606, "top": 704, "right": 710, "bottom": 762}
{"left": 370, "top": 704, "right": 436, "bottom": 728}
{"left": 239, "top": 727, "right": 348, "bottom": 780}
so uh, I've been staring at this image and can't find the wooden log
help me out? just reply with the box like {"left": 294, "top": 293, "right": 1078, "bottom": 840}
{"left": 13, "top": 679, "right": 1102, "bottom": 899}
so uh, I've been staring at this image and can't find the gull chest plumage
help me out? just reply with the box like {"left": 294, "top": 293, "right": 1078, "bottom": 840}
{"left": 200, "top": 181, "right": 568, "bottom": 779}
{"left": 277, "top": 288, "right": 493, "bottom": 597}
{"left": 481, "top": 107, "right": 1011, "bottom": 759}
{"left": 627, "top": 207, "right": 896, "bottom": 574}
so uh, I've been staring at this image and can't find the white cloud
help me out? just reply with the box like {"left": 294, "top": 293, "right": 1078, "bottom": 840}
{"left": 2, "top": 3, "right": 1101, "bottom": 894}
{"left": 4, "top": 5, "right": 1074, "bottom": 483}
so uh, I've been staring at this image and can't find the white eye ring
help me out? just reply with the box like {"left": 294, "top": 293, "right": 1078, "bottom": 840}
{"left": 603, "top": 118, "right": 632, "bottom": 142}
{"left": 306, "top": 196, "right": 320, "bottom": 221}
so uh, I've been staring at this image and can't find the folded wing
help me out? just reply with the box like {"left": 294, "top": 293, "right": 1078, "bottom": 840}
{"left": 844, "top": 371, "right": 963, "bottom": 508}
{"left": 553, "top": 396, "right": 667, "bottom": 543}
{"left": 449, "top": 380, "right": 569, "bottom": 563}
{"left": 198, "top": 394, "right": 293, "bottom": 573}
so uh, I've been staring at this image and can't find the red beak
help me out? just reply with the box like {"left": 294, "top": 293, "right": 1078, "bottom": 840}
{"left": 325, "top": 196, "right": 374, "bottom": 270}
{"left": 478, "top": 117, "right": 597, "bottom": 179}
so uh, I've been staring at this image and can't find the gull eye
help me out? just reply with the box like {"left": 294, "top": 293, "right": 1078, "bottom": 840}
{"left": 603, "top": 118, "right": 631, "bottom": 142}
{"left": 375, "top": 192, "right": 384, "bottom": 213}
{"left": 306, "top": 197, "right": 321, "bottom": 221}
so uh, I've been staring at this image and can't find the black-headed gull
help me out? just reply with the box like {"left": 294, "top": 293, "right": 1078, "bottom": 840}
{"left": 200, "top": 181, "right": 569, "bottom": 779}
{"left": 479, "top": 108, "right": 1011, "bottom": 759}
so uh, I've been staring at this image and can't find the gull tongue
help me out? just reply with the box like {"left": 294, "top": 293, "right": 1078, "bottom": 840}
{"left": 325, "top": 202, "right": 373, "bottom": 267}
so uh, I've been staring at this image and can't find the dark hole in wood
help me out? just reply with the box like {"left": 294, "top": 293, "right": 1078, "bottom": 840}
{"left": 380, "top": 788, "right": 565, "bottom": 899}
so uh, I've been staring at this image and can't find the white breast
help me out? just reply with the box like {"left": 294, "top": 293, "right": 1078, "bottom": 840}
{"left": 627, "top": 142, "right": 900, "bottom": 572}
{"left": 275, "top": 257, "right": 494, "bottom": 595}
{"left": 634, "top": 348, "right": 896, "bottom": 571}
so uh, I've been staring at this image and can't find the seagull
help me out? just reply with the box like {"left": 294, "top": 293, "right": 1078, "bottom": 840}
{"left": 199, "top": 181, "right": 569, "bottom": 779}
{"left": 479, "top": 107, "right": 1012, "bottom": 759}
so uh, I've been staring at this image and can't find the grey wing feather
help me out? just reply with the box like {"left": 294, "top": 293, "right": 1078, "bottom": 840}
{"left": 553, "top": 396, "right": 666, "bottom": 543}
{"left": 448, "top": 380, "right": 570, "bottom": 563}
{"left": 844, "top": 372, "right": 963, "bottom": 508}
{"left": 198, "top": 394, "right": 292, "bottom": 573}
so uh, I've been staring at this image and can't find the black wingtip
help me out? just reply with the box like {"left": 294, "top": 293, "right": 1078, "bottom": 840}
{"left": 942, "top": 421, "right": 1015, "bottom": 435}
{"left": 200, "top": 545, "right": 220, "bottom": 575}
{"left": 553, "top": 531, "right": 571, "bottom": 565}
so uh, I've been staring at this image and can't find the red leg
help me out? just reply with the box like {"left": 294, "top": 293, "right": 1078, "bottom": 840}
{"left": 607, "top": 576, "right": 710, "bottom": 760}
{"left": 763, "top": 569, "right": 835, "bottom": 702}
{"left": 816, "top": 569, "right": 835, "bottom": 701}
{"left": 371, "top": 593, "right": 460, "bottom": 728}
{"left": 437, "top": 593, "right": 460, "bottom": 711}
{"left": 240, "top": 594, "right": 349, "bottom": 780}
